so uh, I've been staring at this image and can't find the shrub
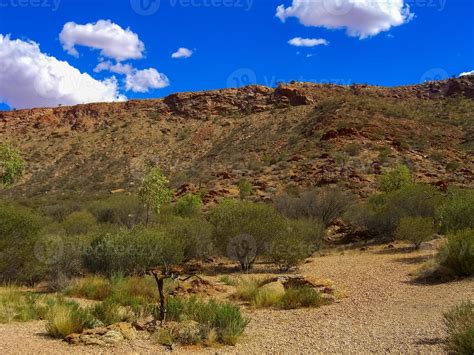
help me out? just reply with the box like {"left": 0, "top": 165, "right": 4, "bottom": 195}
{"left": 90, "top": 299, "right": 129, "bottom": 325}
{"left": 395, "top": 217, "right": 435, "bottom": 249}
{"left": 0, "top": 143, "right": 25, "bottom": 187}
{"left": 438, "top": 189, "right": 474, "bottom": 233}
{"left": 279, "top": 287, "right": 323, "bottom": 309}
{"left": 61, "top": 211, "right": 97, "bottom": 236}
{"left": 107, "top": 275, "right": 161, "bottom": 310}
{"left": 438, "top": 229, "right": 474, "bottom": 277}
{"left": 443, "top": 301, "right": 474, "bottom": 354}
{"left": 45, "top": 302, "right": 96, "bottom": 339}
{"left": 268, "top": 219, "right": 323, "bottom": 271}
{"left": 238, "top": 179, "right": 252, "bottom": 200}
{"left": 344, "top": 143, "right": 361, "bottom": 156}
{"left": 349, "top": 184, "right": 442, "bottom": 239}
{"left": 0, "top": 288, "right": 41, "bottom": 323}
{"left": 84, "top": 227, "right": 185, "bottom": 275}
{"left": 0, "top": 201, "right": 46, "bottom": 284}
{"left": 174, "top": 194, "right": 203, "bottom": 218}
{"left": 253, "top": 288, "right": 284, "bottom": 309}
{"left": 164, "top": 297, "right": 249, "bottom": 346}
{"left": 208, "top": 200, "right": 285, "bottom": 271}
{"left": 446, "top": 161, "right": 461, "bottom": 172}
{"left": 233, "top": 278, "right": 262, "bottom": 302}
{"left": 377, "top": 165, "right": 412, "bottom": 193}
{"left": 89, "top": 194, "right": 147, "bottom": 228}
{"left": 64, "top": 276, "right": 112, "bottom": 301}
{"left": 275, "top": 186, "right": 352, "bottom": 227}
{"left": 162, "top": 216, "right": 213, "bottom": 261}
{"left": 219, "top": 275, "right": 240, "bottom": 286}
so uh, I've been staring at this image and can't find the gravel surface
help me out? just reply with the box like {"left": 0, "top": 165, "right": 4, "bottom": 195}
{"left": 1, "top": 245, "right": 472, "bottom": 354}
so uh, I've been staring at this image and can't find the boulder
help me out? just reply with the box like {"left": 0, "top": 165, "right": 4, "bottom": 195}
{"left": 260, "top": 281, "right": 285, "bottom": 297}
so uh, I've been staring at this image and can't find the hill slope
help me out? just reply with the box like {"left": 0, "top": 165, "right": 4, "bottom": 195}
{"left": 1, "top": 76, "right": 473, "bottom": 204}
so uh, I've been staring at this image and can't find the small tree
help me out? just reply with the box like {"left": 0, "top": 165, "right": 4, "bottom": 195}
{"left": 138, "top": 166, "right": 173, "bottom": 225}
{"left": 238, "top": 179, "right": 252, "bottom": 200}
{"left": 395, "top": 216, "right": 435, "bottom": 249}
{"left": 0, "top": 143, "right": 25, "bottom": 188}
{"left": 377, "top": 164, "right": 412, "bottom": 193}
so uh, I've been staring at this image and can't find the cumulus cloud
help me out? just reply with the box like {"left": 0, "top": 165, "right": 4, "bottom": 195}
{"left": 171, "top": 47, "right": 193, "bottom": 59}
{"left": 276, "top": 0, "right": 414, "bottom": 39}
{"left": 94, "top": 61, "right": 133, "bottom": 74}
{"left": 459, "top": 70, "right": 474, "bottom": 77}
{"left": 125, "top": 68, "right": 170, "bottom": 93}
{"left": 0, "top": 34, "right": 125, "bottom": 109}
{"left": 288, "top": 37, "right": 329, "bottom": 47}
{"left": 60, "top": 20, "right": 145, "bottom": 61}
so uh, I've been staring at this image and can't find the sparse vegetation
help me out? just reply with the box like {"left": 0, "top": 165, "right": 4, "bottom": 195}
{"left": 377, "top": 165, "right": 412, "bottom": 193}
{"left": 275, "top": 186, "right": 353, "bottom": 227}
{"left": 438, "top": 229, "right": 474, "bottom": 277}
{"left": 174, "top": 193, "right": 203, "bottom": 217}
{"left": 395, "top": 216, "right": 435, "bottom": 249}
{"left": 163, "top": 297, "right": 249, "bottom": 346}
{"left": 443, "top": 301, "right": 474, "bottom": 354}
{"left": 0, "top": 143, "right": 25, "bottom": 188}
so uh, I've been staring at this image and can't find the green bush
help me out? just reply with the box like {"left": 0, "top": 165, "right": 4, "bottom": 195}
{"left": 238, "top": 179, "right": 252, "bottom": 200}
{"left": 395, "top": 217, "right": 435, "bottom": 249}
{"left": 107, "top": 275, "right": 161, "bottom": 310}
{"left": 174, "top": 193, "right": 203, "bottom": 218}
{"left": 162, "top": 216, "right": 213, "bottom": 261}
{"left": 344, "top": 143, "right": 361, "bottom": 156}
{"left": 446, "top": 161, "right": 461, "bottom": 172}
{"left": 45, "top": 302, "right": 96, "bottom": 339}
{"left": 438, "top": 189, "right": 474, "bottom": 233}
{"left": 166, "top": 297, "right": 249, "bottom": 346}
{"left": 274, "top": 186, "right": 352, "bottom": 227}
{"left": 443, "top": 301, "right": 474, "bottom": 354}
{"left": 208, "top": 200, "right": 285, "bottom": 271}
{"left": 64, "top": 276, "right": 112, "bottom": 301}
{"left": 89, "top": 194, "right": 148, "bottom": 228}
{"left": 0, "top": 288, "right": 43, "bottom": 323}
{"left": 90, "top": 299, "right": 129, "bottom": 325}
{"left": 349, "top": 184, "right": 442, "bottom": 239}
{"left": 268, "top": 219, "right": 323, "bottom": 271}
{"left": 377, "top": 165, "right": 412, "bottom": 193}
{"left": 0, "top": 201, "right": 46, "bottom": 284}
{"left": 61, "top": 211, "right": 97, "bottom": 236}
{"left": 0, "top": 143, "right": 25, "bottom": 187}
{"left": 438, "top": 229, "right": 474, "bottom": 277}
{"left": 279, "top": 287, "right": 323, "bottom": 309}
{"left": 84, "top": 227, "right": 185, "bottom": 275}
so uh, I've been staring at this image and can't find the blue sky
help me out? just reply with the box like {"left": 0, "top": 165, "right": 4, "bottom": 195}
{"left": 0, "top": 0, "right": 473, "bottom": 110}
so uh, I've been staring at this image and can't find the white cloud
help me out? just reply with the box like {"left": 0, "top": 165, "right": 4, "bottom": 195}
{"left": 125, "top": 68, "right": 170, "bottom": 93}
{"left": 276, "top": 0, "right": 414, "bottom": 39}
{"left": 459, "top": 70, "right": 474, "bottom": 77}
{"left": 0, "top": 34, "right": 125, "bottom": 109}
{"left": 60, "top": 20, "right": 145, "bottom": 61}
{"left": 288, "top": 37, "right": 329, "bottom": 47}
{"left": 171, "top": 47, "right": 193, "bottom": 59}
{"left": 94, "top": 61, "right": 133, "bottom": 74}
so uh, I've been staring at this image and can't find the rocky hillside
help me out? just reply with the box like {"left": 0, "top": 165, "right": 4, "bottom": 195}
{"left": 1, "top": 76, "right": 473, "bottom": 204}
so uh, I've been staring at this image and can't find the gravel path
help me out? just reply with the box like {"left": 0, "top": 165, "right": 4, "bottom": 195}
{"left": 1, "top": 245, "right": 472, "bottom": 354}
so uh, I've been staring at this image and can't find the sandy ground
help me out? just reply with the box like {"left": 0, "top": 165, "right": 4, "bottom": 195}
{"left": 1, "top": 245, "right": 473, "bottom": 354}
